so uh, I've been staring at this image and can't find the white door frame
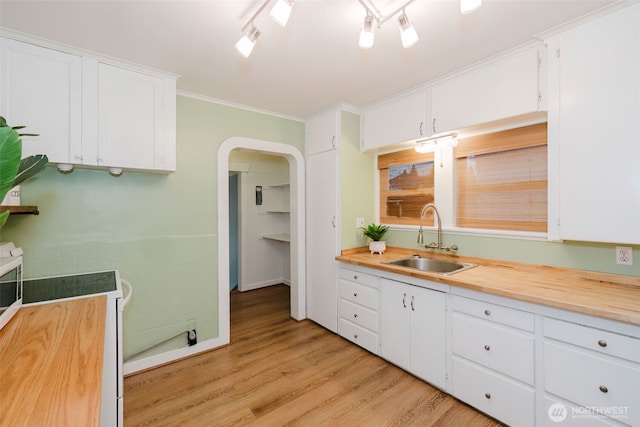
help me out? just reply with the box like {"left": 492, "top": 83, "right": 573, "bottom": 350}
{"left": 217, "top": 137, "right": 306, "bottom": 344}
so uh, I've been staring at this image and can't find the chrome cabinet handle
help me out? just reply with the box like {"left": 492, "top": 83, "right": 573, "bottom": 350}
{"left": 402, "top": 293, "right": 407, "bottom": 308}
{"left": 411, "top": 295, "right": 415, "bottom": 311}
{"left": 484, "top": 345, "right": 491, "bottom": 351}
{"left": 353, "top": 292, "right": 358, "bottom": 297}
{"left": 484, "top": 309, "right": 491, "bottom": 316}
{"left": 419, "top": 121, "right": 424, "bottom": 136}
{"left": 354, "top": 334, "right": 358, "bottom": 339}
{"left": 332, "top": 216, "right": 336, "bottom": 228}
{"left": 599, "top": 385, "right": 608, "bottom": 393}
{"left": 484, "top": 393, "right": 491, "bottom": 399}
{"left": 331, "top": 135, "right": 336, "bottom": 148}
{"left": 353, "top": 313, "right": 358, "bottom": 318}
{"left": 432, "top": 118, "right": 436, "bottom": 133}
{"left": 353, "top": 275, "right": 358, "bottom": 280}
{"left": 598, "top": 340, "right": 607, "bottom": 348}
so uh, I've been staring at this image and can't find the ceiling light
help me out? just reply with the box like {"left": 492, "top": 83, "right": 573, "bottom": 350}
{"left": 415, "top": 133, "right": 458, "bottom": 153}
{"left": 270, "top": 0, "right": 294, "bottom": 27}
{"left": 398, "top": 12, "right": 418, "bottom": 48}
{"left": 359, "top": 15, "right": 375, "bottom": 49}
{"left": 235, "top": 25, "right": 261, "bottom": 58}
{"left": 460, "top": 0, "right": 482, "bottom": 14}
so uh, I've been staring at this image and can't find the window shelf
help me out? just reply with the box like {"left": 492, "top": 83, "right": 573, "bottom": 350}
{"left": 0, "top": 205, "right": 39, "bottom": 215}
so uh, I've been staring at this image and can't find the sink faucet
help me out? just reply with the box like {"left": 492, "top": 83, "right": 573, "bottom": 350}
{"left": 417, "top": 203, "right": 458, "bottom": 253}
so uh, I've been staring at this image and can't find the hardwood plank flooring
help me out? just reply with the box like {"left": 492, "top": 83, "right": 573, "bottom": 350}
{"left": 124, "top": 285, "right": 504, "bottom": 426}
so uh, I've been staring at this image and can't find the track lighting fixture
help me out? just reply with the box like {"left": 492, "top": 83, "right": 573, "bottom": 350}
{"left": 235, "top": 25, "right": 261, "bottom": 58}
{"left": 270, "top": 0, "right": 294, "bottom": 27}
{"left": 398, "top": 12, "right": 418, "bottom": 48}
{"left": 359, "top": 15, "right": 375, "bottom": 49}
{"left": 235, "top": 0, "right": 481, "bottom": 57}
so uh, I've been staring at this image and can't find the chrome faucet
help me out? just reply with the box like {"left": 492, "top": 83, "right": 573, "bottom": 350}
{"left": 417, "top": 203, "right": 458, "bottom": 253}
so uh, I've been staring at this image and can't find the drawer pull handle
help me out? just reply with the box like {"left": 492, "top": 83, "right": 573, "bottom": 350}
{"left": 354, "top": 334, "right": 358, "bottom": 339}
{"left": 484, "top": 393, "right": 491, "bottom": 399}
{"left": 484, "top": 345, "right": 491, "bottom": 351}
{"left": 411, "top": 296, "right": 415, "bottom": 311}
{"left": 484, "top": 309, "right": 491, "bottom": 316}
{"left": 353, "top": 313, "right": 358, "bottom": 318}
{"left": 353, "top": 292, "right": 358, "bottom": 297}
{"left": 598, "top": 340, "right": 607, "bottom": 348}
{"left": 354, "top": 275, "right": 358, "bottom": 280}
{"left": 599, "top": 386, "right": 608, "bottom": 393}
{"left": 403, "top": 293, "right": 407, "bottom": 308}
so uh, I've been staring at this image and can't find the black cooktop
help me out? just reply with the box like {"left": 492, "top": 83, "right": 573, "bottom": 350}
{"left": 23, "top": 271, "right": 117, "bottom": 304}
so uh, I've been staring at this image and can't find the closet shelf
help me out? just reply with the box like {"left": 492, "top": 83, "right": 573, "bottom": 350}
{"left": 263, "top": 234, "right": 290, "bottom": 242}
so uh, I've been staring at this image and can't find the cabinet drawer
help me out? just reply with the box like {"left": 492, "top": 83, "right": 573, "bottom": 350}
{"left": 339, "top": 299, "right": 377, "bottom": 332}
{"left": 339, "top": 280, "right": 378, "bottom": 310}
{"left": 544, "top": 317, "right": 640, "bottom": 363}
{"left": 338, "top": 318, "right": 378, "bottom": 355}
{"left": 544, "top": 341, "right": 640, "bottom": 426}
{"left": 453, "top": 312, "right": 535, "bottom": 385}
{"left": 339, "top": 268, "right": 378, "bottom": 288}
{"left": 451, "top": 295, "right": 534, "bottom": 331}
{"left": 453, "top": 356, "right": 535, "bottom": 427}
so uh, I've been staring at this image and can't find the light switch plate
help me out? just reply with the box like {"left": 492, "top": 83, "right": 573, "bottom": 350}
{"left": 356, "top": 218, "right": 365, "bottom": 228}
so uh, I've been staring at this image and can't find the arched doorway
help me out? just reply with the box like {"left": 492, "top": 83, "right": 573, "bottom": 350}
{"left": 217, "top": 137, "right": 306, "bottom": 345}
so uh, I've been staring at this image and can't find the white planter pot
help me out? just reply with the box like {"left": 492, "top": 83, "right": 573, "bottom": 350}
{"left": 369, "top": 241, "right": 386, "bottom": 255}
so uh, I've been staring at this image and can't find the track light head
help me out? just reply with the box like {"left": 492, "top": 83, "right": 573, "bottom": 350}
{"left": 270, "top": 0, "right": 294, "bottom": 27}
{"left": 398, "top": 12, "right": 418, "bottom": 48}
{"left": 359, "top": 15, "right": 375, "bottom": 49}
{"left": 235, "top": 25, "right": 261, "bottom": 58}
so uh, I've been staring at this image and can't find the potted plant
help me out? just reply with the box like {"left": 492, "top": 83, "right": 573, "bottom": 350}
{"left": 0, "top": 116, "right": 48, "bottom": 231}
{"left": 361, "top": 223, "right": 389, "bottom": 254}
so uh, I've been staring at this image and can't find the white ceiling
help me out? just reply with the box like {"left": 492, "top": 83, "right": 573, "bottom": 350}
{"left": 0, "top": 0, "right": 617, "bottom": 120}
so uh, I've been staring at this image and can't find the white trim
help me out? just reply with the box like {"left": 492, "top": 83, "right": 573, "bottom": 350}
{"left": 389, "top": 224, "right": 548, "bottom": 242}
{"left": 123, "top": 336, "right": 226, "bottom": 375}
{"left": 218, "top": 137, "right": 307, "bottom": 347}
{"left": 177, "top": 90, "right": 305, "bottom": 123}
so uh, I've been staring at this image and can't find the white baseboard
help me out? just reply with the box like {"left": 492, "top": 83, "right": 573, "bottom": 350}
{"left": 238, "top": 277, "right": 288, "bottom": 292}
{"left": 123, "top": 336, "right": 228, "bottom": 376}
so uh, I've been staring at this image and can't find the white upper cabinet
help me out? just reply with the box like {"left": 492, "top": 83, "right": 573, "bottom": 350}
{"left": 305, "top": 108, "right": 338, "bottom": 156}
{"left": 546, "top": 3, "right": 640, "bottom": 244}
{"left": 0, "top": 38, "right": 82, "bottom": 163}
{"left": 86, "top": 62, "right": 176, "bottom": 171}
{"left": 430, "top": 46, "right": 545, "bottom": 135}
{"left": 0, "top": 34, "right": 177, "bottom": 174}
{"left": 361, "top": 90, "right": 428, "bottom": 151}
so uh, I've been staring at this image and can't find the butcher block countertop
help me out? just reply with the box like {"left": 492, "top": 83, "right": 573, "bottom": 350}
{"left": 0, "top": 296, "right": 106, "bottom": 427}
{"left": 337, "top": 247, "right": 640, "bottom": 326}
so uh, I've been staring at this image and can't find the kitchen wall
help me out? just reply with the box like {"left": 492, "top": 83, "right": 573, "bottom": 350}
{"left": 1, "top": 94, "right": 304, "bottom": 361}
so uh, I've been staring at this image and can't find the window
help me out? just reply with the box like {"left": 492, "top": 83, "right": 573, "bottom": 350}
{"left": 378, "top": 149, "right": 435, "bottom": 226}
{"left": 455, "top": 123, "right": 547, "bottom": 232}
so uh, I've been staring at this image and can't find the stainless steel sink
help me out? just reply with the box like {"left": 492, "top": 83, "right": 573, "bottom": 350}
{"left": 383, "top": 256, "right": 476, "bottom": 275}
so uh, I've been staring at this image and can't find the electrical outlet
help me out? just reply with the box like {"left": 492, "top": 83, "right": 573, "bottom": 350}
{"left": 615, "top": 246, "right": 633, "bottom": 266}
{"left": 356, "top": 217, "right": 365, "bottom": 228}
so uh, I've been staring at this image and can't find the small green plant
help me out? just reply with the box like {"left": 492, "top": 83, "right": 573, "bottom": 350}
{"left": 361, "top": 223, "right": 389, "bottom": 241}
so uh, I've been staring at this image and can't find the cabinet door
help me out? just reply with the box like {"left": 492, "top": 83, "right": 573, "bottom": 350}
{"left": 547, "top": 3, "right": 640, "bottom": 244}
{"left": 361, "top": 90, "right": 428, "bottom": 151}
{"left": 0, "top": 38, "right": 81, "bottom": 163}
{"left": 305, "top": 109, "right": 338, "bottom": 156}
{"left": 306, "top": 150, "right": 338, "bottom": 332}
{"left": 430, "top": 47, "right": 541, "bottom": 134}
{"left": 410, "top": 286, "right": 447, "bottom": 389}
{"left": 379, "top": 279, "right": 411, "bottom": 370}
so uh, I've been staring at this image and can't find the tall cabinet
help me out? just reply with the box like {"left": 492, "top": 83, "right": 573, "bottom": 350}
{"left": 305, "top": 108, "right": 340, "bottom": 332}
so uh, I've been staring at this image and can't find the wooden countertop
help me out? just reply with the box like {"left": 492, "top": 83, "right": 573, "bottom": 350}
{"left": 337, "top": 247, "right": 640, "bottom": 326}
{"left": 0, "top": 296, "right": 106, "bottom": 427}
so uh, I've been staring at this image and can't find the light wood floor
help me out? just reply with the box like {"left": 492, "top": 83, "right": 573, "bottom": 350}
{"left": 124, "top": 285, "right": 504, "bottom": 426}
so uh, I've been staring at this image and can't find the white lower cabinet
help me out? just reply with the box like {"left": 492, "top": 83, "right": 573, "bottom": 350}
{"left": 451, "top": 295, "right": 536, "bottom": 426}
{"left": 379, "top": 278, "right": 447, "bottom": 390}
{"left": 337, "top": 266, "right": 379, "bottom": 354}
{"left": 543, "top": 317, "right": 640, "bottom": 426}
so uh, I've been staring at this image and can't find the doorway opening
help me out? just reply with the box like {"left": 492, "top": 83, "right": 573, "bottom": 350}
{"left": 217, "top": 137, "right": 306, "bottom": 345}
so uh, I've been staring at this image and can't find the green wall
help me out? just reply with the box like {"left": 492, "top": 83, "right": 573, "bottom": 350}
{"left": 1, "top": 94, "right": 304, "bottom": 361}
{"left": 340, "top": 111, "right": 375, "bottom": 249}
